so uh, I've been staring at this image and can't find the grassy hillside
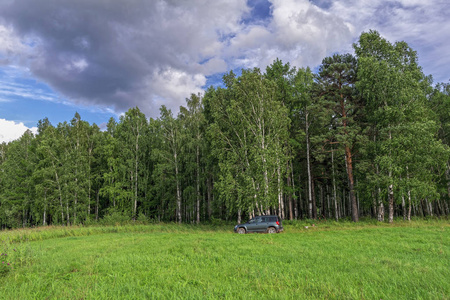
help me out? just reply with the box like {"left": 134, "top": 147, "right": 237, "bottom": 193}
{"left": 1, "top": 219, "right": 449, "bottom": 299}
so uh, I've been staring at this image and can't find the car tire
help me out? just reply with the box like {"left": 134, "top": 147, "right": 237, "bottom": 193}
{"left": 267, "top": 227, "right": 277, "bottom": 234}
{"left": 237, "top": 227, "right": 246, "bottom": 234}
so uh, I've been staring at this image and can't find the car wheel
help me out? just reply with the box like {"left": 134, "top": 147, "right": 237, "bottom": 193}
{"left": 237, "top": 227, "right": 246, "bottom": 234}
{"left": 267, "top": 227, "right": 277, "bottom": 234}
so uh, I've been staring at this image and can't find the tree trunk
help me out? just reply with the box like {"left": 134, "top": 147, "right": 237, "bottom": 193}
{"left": 407, "top": 189, "right": 412, "bottom": 221}
{"left": 319, "top": 184, "right": 324, "bottom": 219}
{"left": 306, "top": 112, "right": 313, "bottom": 219}
{"left": 291, "top": 160, "right": 298, "bottom": 219}
{"left": 327, "top": 185, "right": 331, "bottom": 219}
{"left": 446, "top": 163, "right": 450, "bottom": 214}
{"left": 345, "top": 145, "right": 358, "bottom": 222}
{"left": 312, "top": 178, "right": 317, "bottom": 219}
{"left": 436, "top": 199, "right": 443, "bottom": 217}
{"left": 388, "top": 184, "right": 394, "bottom": 223}
{"left": 134, "top": 133, "right": 139, "bottom": 221}
{"left": 427, "top": 199, "right": 433, "bottom": 217}
{"left": 207, "top": 176, "right": 212, "bottom": 220}
{"left": 337, "top": 85, "right": 358, "bottom": 222}
{"left": 406, "top": 166, "right": 411, "bottom": 221}
{"left": 277, "top": 157, "right": 284, "bottom": 219}
{"left": 175, "top": 157, "right": 182, "bottom": 224}
{"left": 196, "top": 144, "right": 200, "bottom": 224}
{"left": 287, "top": 162, "right": 293, "bottom": 220}
{"left": 66, "top": 192, "right": 70, "bottom": 226}
{"left": 401, "top": 194, "right": 406, "bottom": 221}
{"left": 332, "top": 149, "right": 338, "bottom": 221}
{"left": 95, "top": 190, "right": 99, "bottom": 221}
{"left": 388, "top": 129, "right": 394, "bottom": 223}
{"left": 54, "top": 167, "right": 64, "bottom": 224}
{"left": 377, "top": 187, "right": 384, "bottom": 222}
{"left": 74, "top": 189, "right": 77, "bottom": 224}
{"left": 43, "top": 191, "right": 47, "bottom": 226}
{"left": 87, "top": 148, "right": 92, "bottom": 221}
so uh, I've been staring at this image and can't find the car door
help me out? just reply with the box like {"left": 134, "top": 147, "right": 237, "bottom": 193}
{"left": 253, "top": 216, "right": 266, "bottom": 232}
{"left": 246, "top": 218, "right": 258, "bottom": 232}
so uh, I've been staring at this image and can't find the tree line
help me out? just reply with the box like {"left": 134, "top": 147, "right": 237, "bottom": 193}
{"left": 1, "top": 31, "right": 449, "bottom": 228}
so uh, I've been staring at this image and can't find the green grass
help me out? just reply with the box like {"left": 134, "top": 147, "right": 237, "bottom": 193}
{"left": 1, "top": 219, "right": 449, "bottom": 299}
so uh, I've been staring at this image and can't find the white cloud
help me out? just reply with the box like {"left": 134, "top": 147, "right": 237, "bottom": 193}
{"left": 200, "top": 58, "right": 228, "bottom": 76}
{"left": 326, "top": 0, "right": 450, "bottom": 81}
{"left": 0, "top": 24, "right": 24, "bottom": 59}
{"left": 227, "top": 0, "right": 353, "bottom": 70}
{"left": 227, "top": 0, "right": 450, "bottom": 82}
{"left": 0, "top": 118, "right": 37, "bottom": 143}
{"left": 67, "top": 58, "right": 88, "bottom": 73}
{"left": 143, "top": 67, "right": 206, "bottom": 116}
{"left": 0, "top": 0, "right": 449, "bottom": 123}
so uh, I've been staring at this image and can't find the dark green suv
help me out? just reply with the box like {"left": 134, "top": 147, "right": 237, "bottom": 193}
{"left": 234, "top": 215, "right": 283, "bottom": 234}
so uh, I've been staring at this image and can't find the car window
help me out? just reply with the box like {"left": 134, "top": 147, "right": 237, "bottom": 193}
{"left": 255, "top": 216, "right": 262, "bottom": 222}
{"left": 248, "top": 218, "right": 255, "bottom": 223}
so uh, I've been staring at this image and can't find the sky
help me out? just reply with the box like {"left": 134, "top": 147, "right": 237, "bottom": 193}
{"left": 0, "top": 0, "right": 449, "bottom": 143}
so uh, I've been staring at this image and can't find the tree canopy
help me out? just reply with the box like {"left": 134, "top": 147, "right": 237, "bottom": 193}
{"left": 1, "top": 31, "right": 449, "bottom": 228}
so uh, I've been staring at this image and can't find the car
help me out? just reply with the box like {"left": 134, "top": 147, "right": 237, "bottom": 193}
{"left": 234, "top": 215, "right": 283, "bottom": 234}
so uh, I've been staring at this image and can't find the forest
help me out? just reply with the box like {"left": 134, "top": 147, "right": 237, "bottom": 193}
{"left": 1, "top": 31, "right": 449, "bottom": 229}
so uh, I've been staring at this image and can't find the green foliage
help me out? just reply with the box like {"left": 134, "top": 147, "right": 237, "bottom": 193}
{"left": 99, "top": 208, "right": 132, "bottom": 226}
{"left": 354, "top": 30, "right": 449, "bottom": 221}
{"left": 0, "top": 30, "right": 449, "bottom": 228}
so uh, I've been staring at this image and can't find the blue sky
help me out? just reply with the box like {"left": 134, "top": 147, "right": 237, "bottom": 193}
{"left": 0, "top": 0, "right": 449, "bottom": 143}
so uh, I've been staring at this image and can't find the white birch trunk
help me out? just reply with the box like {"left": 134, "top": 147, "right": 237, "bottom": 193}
{"left": 196, "top": 144, "right": 200, "bottom": 224}
{"left": 406, "top": 165, "right": 412, "bottom": 221}
{"left": 134, "top": 125, "right": 140, "bottom": 220}
{"left": 401, "top": 194, "right": 406, "bottom": 221}
{"left": 388, "top": 129, "right": 394, "bottom": 223}
{"left": 388, "top": 184, "right": 394, "bottom": 223}
{"left": 43, "top": 191, "right": 47, "bottom": 226}
{"left": 277, "top": 155, "right": 284, "bottom": 219}
{"left": 175, "top": 150, "right": 182, "bottom": 224}
{"left": 54, "top": 166, "right": 64, "bottom": 224}
{"left": 446, "top": 163, "right": 450, "bottom": 214}
{"left": 306, "top": 112, "right": 313, "bottom": 219}
{"left": 291, "top": 159, "right": 298, "bottom": 219}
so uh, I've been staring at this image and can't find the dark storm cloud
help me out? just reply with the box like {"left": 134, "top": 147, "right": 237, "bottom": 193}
{"left": 2, "top": 1, "right": 148, "bottom": 109}
{"left": 0, "top": 0, "right": 247, "bottom": 116}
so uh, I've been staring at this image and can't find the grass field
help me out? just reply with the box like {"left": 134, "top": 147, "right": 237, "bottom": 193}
{"left": 0, "top": 219, "right": 449, "bottom": 299}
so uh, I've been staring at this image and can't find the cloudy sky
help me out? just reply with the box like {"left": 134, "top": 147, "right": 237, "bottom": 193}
{"left": 0, "top": 0, "right": 449, "bottom": 142}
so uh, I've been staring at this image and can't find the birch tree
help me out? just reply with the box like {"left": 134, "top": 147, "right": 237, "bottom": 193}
{"left": 179, "top": 93, "right": 205, "bottom": 223}
{"left": 116, "top": 107, "right": 148, "bottom": 220}
{"left": 355, "top": 30, "right": 449, "bottom": 222}
{"left": 154, "top": 106, "right": 184, "bottom": 223}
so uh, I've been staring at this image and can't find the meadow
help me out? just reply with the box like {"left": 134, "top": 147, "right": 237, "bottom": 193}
{"left": 0, "top": 219, "right": 449, "bottom": 299}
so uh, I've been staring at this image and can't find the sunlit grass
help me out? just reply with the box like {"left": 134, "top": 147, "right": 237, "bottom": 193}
{"left": 1, "top": 219, "right": 449, "bottom": 299}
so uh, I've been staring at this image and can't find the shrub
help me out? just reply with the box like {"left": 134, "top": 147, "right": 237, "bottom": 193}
{"left": 100, "top": 209, "right": 132, "bottom": 226}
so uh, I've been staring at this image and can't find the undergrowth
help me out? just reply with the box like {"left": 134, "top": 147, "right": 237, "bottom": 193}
{"left": 0, "top": 237, "right": 34, "bottom": 277}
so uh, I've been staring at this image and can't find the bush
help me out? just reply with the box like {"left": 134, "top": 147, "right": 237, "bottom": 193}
{"left": 136, "top": 212, "right": 148, "bottom": 224}
{"left": 99, "top": 209, "right": 132, "bottom": 226}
